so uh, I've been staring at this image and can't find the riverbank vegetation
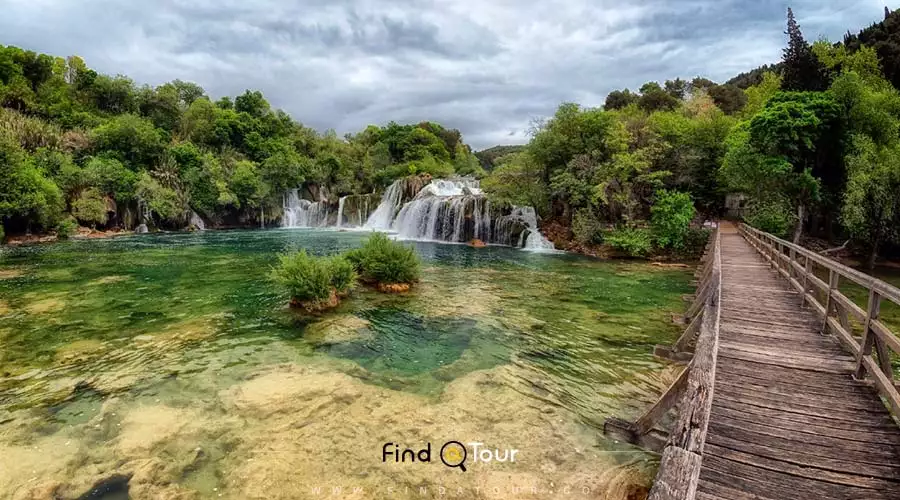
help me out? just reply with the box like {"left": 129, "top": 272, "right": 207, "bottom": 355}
{"left": 480, "top": 8, "right": 900, "bottom": 267}
{"left": 4, "top": 8, "right": 900, "bottom": 265}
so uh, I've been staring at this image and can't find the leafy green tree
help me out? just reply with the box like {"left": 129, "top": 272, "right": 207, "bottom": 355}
{"left": 650, "top": 190, "right": 695, "bottom": 249}
{"left": 135, "top": 171, "right": 181, "bottom": 223}
{"left": 638, "top": 82, "right": 679, "bottom": 112}
{"left": 482, "top": 152, "right": 548, "bottom": 213}
{"left": 92, "top": 114, "right": 165, "bottom": 169}
{"left": 0, "top": 135, "right": 63, "bottom": 228}
{"left": 604, "top": 89, "right": 638, "bottom": 110}
{"left": 234, "top": 90, "right": 270, "bottom": 118}
{"left": 842, "top": 136, "right": 900, "bottom": 268}
{"left": 72, "top": 187, "right": 108, "bottom": 227}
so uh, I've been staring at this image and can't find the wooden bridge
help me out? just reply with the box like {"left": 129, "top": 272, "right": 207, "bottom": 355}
{"left": 605, "top": 222, "right": 900, "bottom": 499}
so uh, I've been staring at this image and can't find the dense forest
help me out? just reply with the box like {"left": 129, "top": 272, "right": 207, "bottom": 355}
{"left": 0, "top": 53, "right": 484, "bottom": 238}
{"left": 3, "top": 8, "right": 900, "bottom": 266}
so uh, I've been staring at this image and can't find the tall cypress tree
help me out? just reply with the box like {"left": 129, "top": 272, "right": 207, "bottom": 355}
{"left": 781, "top": 8, "right": 828, "bottom": 91}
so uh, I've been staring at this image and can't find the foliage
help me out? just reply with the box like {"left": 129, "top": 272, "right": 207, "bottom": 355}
{"left": 482, "top": 152, "right": 548, "bottom": 213}
{"left": 744, "top": 200, "right": 794, "bottom": 238}
{"left": 781, "top": 8, "right": 830, "bottom": 91}
{"left": 135, "top": 171, "right": 181, "bottom": 223}
{"left": 841, "top": 136, "right": 900, "bottom": 266}
{"left": 328, "top": 255, "right": 358, "bottom": 294}
{"left": 0, "top": 223, "right": 4, "bottom": 243}
{"left": 604, "top": 89, "right": 639, "bottom": 110}
{"left": 605, "top": 227, "right": 652, "bottom": 257}
{"left": 72, "top": 187, "right": 107, "bottom": 227}
{"left": 650, "top": 190, "right": 696, "bottom": 249}
{"left": 571, "top": 209, "right": 603, "bottom": 245}
{"left": 346, "top": 233, "right": 421, "bottom": 286}
{"left": 55, "top": 216, "right": 78, "bottom": 239}
{"left": 0, "top": 135, "right": 63, "bottom": 228}
{"left": 270, "top": 250, "right": 334, "bottom": 304}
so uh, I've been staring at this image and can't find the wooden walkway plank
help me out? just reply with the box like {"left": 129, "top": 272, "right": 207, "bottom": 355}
{"left": 693, "top": 225, "right": 900, "bottom": 499}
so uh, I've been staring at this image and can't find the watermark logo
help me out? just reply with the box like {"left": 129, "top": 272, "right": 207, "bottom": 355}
{"left": 382, "top": 441, "right": 519, "bottom": 472}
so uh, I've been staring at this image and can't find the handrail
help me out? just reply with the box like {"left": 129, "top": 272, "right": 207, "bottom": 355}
{"left": 648, "top": 226, "right": 722, "bottom": 499}
{"left": 739, "top": 223, "right": 900, "bottom": 417}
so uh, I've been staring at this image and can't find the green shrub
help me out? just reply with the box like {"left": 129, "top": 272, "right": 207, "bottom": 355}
{"left": 744, "top": 200, "right": 793, "bottom": 238}
{"left": 650, "top": 190, "right": 695, "bottom": 250}
{"left": 56, "top": 217, "right": 78, "bottom": 239}
{"left": 683, "top": 227, "right": 712, "bottom": 257}
{"left": 270, "top": 250, "right": 334, "bottom": 304}
{"left": 348, "top": 233, "right": 421, "bottom": 285}
{"left": 72, "top": 188, "right": 108, "bottom": 227}
{"left": 572, "top": 209, "right": 604, "bottom": 245}
{"left": 606, "top": 227, "right": 652, "bottom": 257}
{"left": 0, "top": 224, "right": 5, "bottom": 244}
{"left": 328, "top": 255, "right": 358, "bottom": 295}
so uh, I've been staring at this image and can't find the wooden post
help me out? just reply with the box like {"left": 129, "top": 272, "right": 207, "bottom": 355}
{"left": 821, "top": 269, "right": 837, "bottom": 334}
{"left": 854, "top": 289, "right": 882, "bottom": 379}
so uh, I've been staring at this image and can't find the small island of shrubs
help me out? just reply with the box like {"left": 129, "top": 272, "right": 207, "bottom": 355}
{"left": 271, "top": 233, "right": 421, "bottom": 312}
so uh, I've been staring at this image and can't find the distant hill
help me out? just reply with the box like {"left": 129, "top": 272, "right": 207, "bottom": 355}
{"left": 728, "top": 8, "right": 900, "bottom": 91}
{"left": 727, "top": 63, "right": 783, "bottom": 89}
{"left": 474, "top": 145, "right": 525, "bottom": 171}
{"left": 845, "top": 7, "right": 900, "bottom": 89}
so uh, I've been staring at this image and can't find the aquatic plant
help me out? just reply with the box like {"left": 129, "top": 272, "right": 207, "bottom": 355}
{"left": 346, "top": 233, "right": 421, "bottom": 291}
{"left": 328, "top": 255, "right": 357, "bottom": 296}
{"left": 271, "top": 250, "right": 339, "bottom": 310}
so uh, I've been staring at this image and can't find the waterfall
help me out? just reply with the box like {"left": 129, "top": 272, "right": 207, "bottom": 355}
{"left": 189, "top": 210, "right": 206, "bottom": 231}
{"left": 511, "top": 206, "right": 556, "bottom": 252}
{"left": 283, "top": 189, "right": 329, "bottom": 228}
{"left": 364, "top": 177, "right": 555, "bottom": 249}
{"left": 364, "top": 180, "right": 405, "bottom": 230}
{"left": 336, "top": 196, "right": 346, "bottom": 229}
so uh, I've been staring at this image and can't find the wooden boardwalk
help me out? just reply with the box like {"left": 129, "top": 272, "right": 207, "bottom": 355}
{"left": 697, "top": 227, "right": 900, "bottom": 499}
{"left": 605, "top": 222, "right": 900, "bottom": 499}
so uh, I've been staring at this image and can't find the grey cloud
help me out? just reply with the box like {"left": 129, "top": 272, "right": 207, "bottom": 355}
{"left": 0, "top": 0, "right": 886, "bottom": 149}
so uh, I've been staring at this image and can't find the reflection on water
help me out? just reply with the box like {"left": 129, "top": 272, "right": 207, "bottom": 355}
{"left": 0, "top": 229, "right": 692, "bottom": 499}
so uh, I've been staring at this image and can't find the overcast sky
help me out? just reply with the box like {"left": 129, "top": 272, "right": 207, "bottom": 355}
{"left": 0, "top": 0, "right": 890, "bottom": 149}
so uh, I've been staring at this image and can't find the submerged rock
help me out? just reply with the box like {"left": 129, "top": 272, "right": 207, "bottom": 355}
{"left": 469, "top": 238, "right": 487, "bottom": 248}
{"left": 376, "top": 282, "right": 411, "bottom": 293}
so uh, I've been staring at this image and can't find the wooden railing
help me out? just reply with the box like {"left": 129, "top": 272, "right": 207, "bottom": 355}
{"left": 739, "top": 223, "right": 900, "bottom": 417}
{"left": 604, "top": 226, "right": 722, "bottom": 499}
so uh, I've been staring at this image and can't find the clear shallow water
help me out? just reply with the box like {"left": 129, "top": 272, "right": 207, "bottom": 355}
{"left": 0, "top": 229, "right": 692, "bottom": 499}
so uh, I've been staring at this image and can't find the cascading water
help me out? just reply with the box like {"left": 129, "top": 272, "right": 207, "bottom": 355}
{"left": 364, "top": 181, "right": 405, "bottom": 231}
{"left": 364, "top": 177, "right": 555, "bottom": 250}
{"left": 283, "top": 189, "right": 329, "bottom": 228}
{"left": 336, "top": 196, "right": 346, "bottom": 229}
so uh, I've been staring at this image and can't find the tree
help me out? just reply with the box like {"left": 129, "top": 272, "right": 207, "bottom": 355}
{"left": 707, "top": 84, "right": 748, "bottom": 114}
{"left": 72, "top": 187, "right": 108, "bottom": 227}
{"left": 638, "top": 82, "right": 679, "bottom": 112}
{"left": 235, "top": 90, "right": 270, "bottom": 118}
{"left": 650, "top": 189, "right": 696, "bottom": 249}
{"left": 0, "top": 135, "right": 63, "bottom": 228}
{"left": 92, "top": 114, "right": 165, "bottom": 169}
{"left": 781, "top": 8, "right": 829, "bottom": 91}
{"left": 604, "top": 89, "right": 638, "bottom": 110}
{"left": 841, "top": 136, "right": 900, "bottom": 268}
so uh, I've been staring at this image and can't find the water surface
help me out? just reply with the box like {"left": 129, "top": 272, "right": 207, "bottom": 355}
{"left": 0, "top": 229, "right": 692, "bottom": 499}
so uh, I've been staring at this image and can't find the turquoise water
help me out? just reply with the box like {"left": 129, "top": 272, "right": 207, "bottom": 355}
{"left": 0, "top": 229, "right": 692, "bottom": 499}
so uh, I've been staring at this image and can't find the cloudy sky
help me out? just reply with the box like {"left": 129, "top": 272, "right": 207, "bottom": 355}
{"left": 0, "top": 0, "right": 889, "bottom": 149}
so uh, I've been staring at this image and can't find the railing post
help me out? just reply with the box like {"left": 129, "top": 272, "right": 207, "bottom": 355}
{"left": 854, "top": 289, "right": 882, "bottom": 379}
{"left": 821, "top": 269, "right": 837, "bottom": 333}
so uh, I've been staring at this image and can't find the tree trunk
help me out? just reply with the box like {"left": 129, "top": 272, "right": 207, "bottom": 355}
{"left": 867, "top": 237, "right": 880, "bottom": 270}
{"left": 792, "top": 203, "right": 805, "bottom": 244}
